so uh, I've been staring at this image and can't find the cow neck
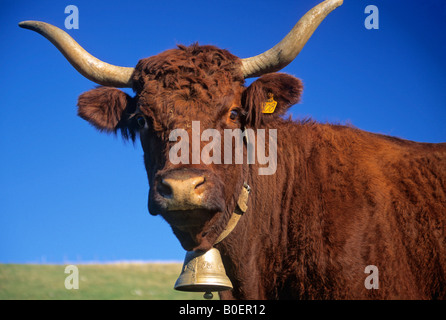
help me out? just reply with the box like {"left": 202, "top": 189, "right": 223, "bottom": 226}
{"left": 214, "top": 130, "right": 251, "bottom": 245}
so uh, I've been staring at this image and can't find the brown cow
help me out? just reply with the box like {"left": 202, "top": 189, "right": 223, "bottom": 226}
{"left": 20, "top": 0, "right": 445, "bottom": 299}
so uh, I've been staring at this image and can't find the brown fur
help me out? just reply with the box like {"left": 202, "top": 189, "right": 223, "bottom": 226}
{"left": 220, "top": 121, "right": 446, "bottom": 299}
{"left": 77, "top": 44, "right": 446, "bottom": 299}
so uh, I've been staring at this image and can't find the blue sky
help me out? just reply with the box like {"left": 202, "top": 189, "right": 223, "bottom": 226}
{"left": 1, "top": 0, "right": 445, "bottom": 263}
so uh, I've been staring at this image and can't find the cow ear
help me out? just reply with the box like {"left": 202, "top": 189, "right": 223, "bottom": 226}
{"left": 241, "top": 73, "right": 303, "bottom": 127}
{"left": 77, "top": 87, "right": 136, "bottom": 140}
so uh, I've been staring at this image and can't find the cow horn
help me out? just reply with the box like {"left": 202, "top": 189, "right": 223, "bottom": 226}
{"left": 19, "top": 21, "right": 134, "bottom": 87}
{"left": 241, "top": 0, "right": 343, "bottom": 78}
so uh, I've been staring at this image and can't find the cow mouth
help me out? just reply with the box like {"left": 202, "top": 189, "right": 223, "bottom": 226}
{"left": 162, "top": 208, "right": 220, "bottom": 251}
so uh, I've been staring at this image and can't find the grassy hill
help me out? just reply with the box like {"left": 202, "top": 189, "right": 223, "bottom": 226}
{"left": 0, "top": 263, "right": 209, "bottom": 300}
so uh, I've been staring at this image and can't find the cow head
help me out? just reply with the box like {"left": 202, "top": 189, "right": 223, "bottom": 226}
{"left": 19, "top": 0, "right": 342, "bottom": 251}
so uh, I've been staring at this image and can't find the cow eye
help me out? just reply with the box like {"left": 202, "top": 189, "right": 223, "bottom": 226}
{"left": 229, "top": 109, "right": 239, "bottom": 120}
{"left": 136, "top": 115, "right": 146, "bottom": 129}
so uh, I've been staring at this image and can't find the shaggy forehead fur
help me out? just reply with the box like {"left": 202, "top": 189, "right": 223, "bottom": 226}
{"left": 131, "top": 44, "right": 245, "bottom": 132}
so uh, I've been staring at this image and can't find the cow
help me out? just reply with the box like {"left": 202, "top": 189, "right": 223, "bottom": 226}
{"left": 20, "top": 0, "right": 445, "bottom": 299}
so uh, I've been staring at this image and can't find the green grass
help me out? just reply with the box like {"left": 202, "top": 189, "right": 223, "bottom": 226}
{"left": 0, "top": 263, "right": 211, "bottom": 300}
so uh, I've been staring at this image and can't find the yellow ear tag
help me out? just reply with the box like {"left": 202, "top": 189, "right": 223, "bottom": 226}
{"left": 262, "top": 93, "right": 277, "bottom": 114}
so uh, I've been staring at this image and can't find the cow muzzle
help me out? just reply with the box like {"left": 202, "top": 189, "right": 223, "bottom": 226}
{"left": 157, "top": 172, "right": 206, "bottom": 210}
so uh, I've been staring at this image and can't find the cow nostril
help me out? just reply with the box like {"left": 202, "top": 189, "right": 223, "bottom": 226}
{"left": 193, "top": 176, "right": 206, "bottom": 190}
{"left": 158, "top": 179, "right": 173, "bottom": 198}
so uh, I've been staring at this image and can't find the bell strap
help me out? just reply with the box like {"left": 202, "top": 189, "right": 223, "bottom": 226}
{"left": 214, "top": 182, "right": 251, "bottom": 245}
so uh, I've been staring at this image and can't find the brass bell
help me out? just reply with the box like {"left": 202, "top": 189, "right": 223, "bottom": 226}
{"left": 174, "top": 248, "right": 233, "bottom": 298}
